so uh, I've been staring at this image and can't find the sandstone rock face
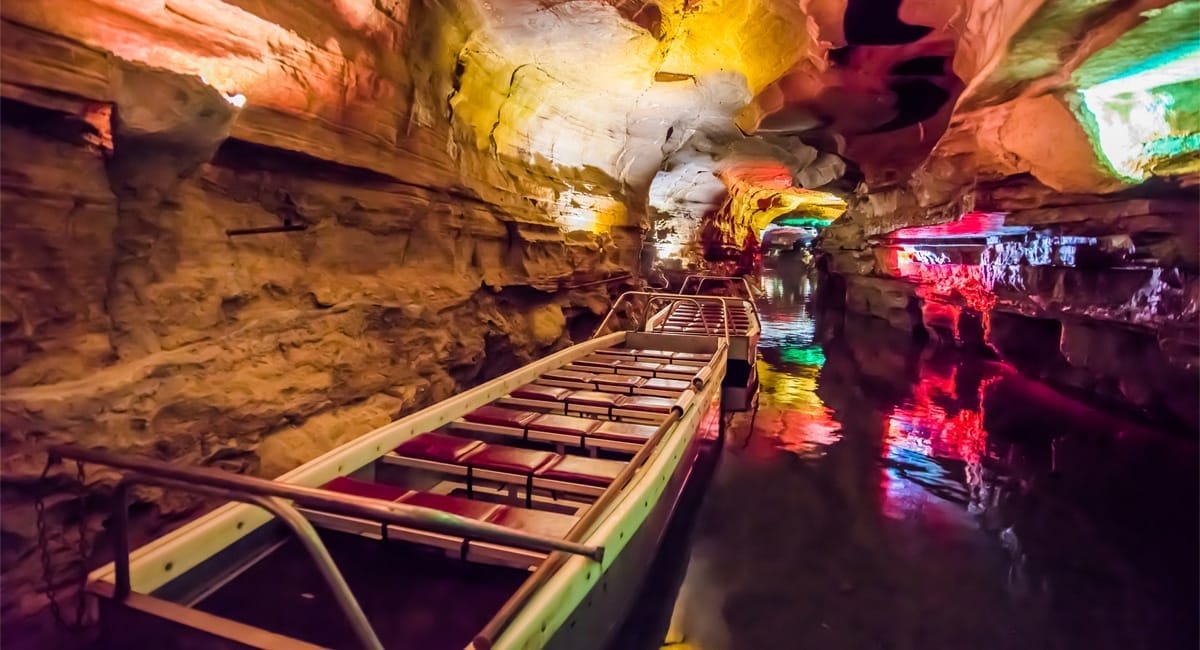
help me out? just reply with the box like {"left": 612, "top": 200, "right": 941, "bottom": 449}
{"left": 824, "top": 200, "right": 1199, "bottom": 431}
{"left": 812, "top": 0, "right": 1198, "bottom": 434}
{"left": 0, "top": 1, "right": 638, "bottom": 640}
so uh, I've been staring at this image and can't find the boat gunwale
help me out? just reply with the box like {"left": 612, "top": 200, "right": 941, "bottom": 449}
{"left": 87, "top": 330, "right": 630, "bottom": 593}
{"left": 85, "top": 322, "right": 730, "bottom": 648}
{"left": 488, "top": 358, "right": 725, "bottom": 649}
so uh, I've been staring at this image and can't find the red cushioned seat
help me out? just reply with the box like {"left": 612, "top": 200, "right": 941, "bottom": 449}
{"left": 397, "top": 491, "right": 503, "bottom": 520}
{"left": 592, "top": 373, "right": 644, "bottom": 389}
{"left": 394, "top": 433, "right": 485, "bottom": 463}
{"left": 565, "top": 391, "right": 625, "bottom": 407}
{"left": 487, "top": 507, "right": 576, "bottom": 538}
{"left": 538, "top": 455, "right": 623, "bottom": 487}
{"left": 544, "top": 369, "right": 597, "bottom": 382}
{"left": 598, "top": 348, "right": 635, "bottom": 357}
{"left": 621, "top": 395, "right": 675, "bottom": 413}
{"left": 511, "top": 384, "right": 571, "bottom": 401}
{"left": 571, "top": 358, "right": 619, "bottom": 369}
{"left": 593, "top": 421, "right": 657, "bottom": 444}
{"left": 467, "top": 445, "right": 557, "bottom": 474}
{"left": 614, "top": 361, "right": 661, "bottom": 372}
{"left": 528, "top": 413, "right": 601, "bottom": 436}
{"left": 323, "top": 476, "right": 409, "bottom": 502}
{"left": 463, "top": 405, "right": 541, "bottom": 428}
{"left": 642, "top": 377, "right": 691, "bottom": 392}
{"left": 657, "top": 364, "right": 698, "bottom": 376}
{"left": 626, "top": 349, "right": 674, "bottom": 359}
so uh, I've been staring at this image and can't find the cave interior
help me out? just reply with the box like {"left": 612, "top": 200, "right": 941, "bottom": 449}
{"left": 0, "top": 0, "right": 1197, "bottom": 644}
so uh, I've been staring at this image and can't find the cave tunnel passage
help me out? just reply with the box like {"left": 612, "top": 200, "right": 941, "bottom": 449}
{"left": 2, "top": 0, "right": 1199, "bottom": 648}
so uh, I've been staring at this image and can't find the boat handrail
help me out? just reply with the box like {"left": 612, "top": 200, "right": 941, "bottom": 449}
{"left": 642, "top": 296, "right": 722, "bottom": 339}
{"left": 109, "top": 473, "right": 385, "bottom": 650}
{"left": 45, "top": 443, "right": 606, "bottom": 578}
{"left": 471, "top": 365, "right": 721, "bottom": 649}
{"left": 592, "top": 291, "right": 732, "bottom": 341}
{"left": 678, "top": 274, "right": 761, "bottom": 327}
{"left": 679, "top": 274, "right": 752, "bottom": 297}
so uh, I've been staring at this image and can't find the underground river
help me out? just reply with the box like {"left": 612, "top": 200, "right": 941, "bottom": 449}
{"left": 614, "top": 271, "right": 1199, "bottom": 650}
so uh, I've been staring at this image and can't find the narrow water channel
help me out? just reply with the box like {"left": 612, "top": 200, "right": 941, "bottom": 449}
{"left": 615, "top": 271, "right": 1198, "bottom": 650}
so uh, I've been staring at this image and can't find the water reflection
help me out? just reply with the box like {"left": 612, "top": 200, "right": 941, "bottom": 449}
{"left": 746, "top": 275, "right": 841, "bottom": 459}
{"left": 617, "top": 271, "right": 1198, "bottom": 650}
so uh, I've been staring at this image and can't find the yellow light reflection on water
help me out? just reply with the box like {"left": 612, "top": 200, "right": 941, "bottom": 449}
{"left": 749, "top": 359, "right": 842, "bottom": 458}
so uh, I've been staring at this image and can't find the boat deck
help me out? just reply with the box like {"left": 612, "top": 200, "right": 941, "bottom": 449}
{"left": 195, "top": 531, "right": 528, "bottom": 650}
{"left": 649, "top": 301, "right": 756, "bottom": 336}
{"left": 78, "top": 313, "right": 739, "bottom": 650}
{"left": 304, "top": 344, "right": 712, "bottom": 569}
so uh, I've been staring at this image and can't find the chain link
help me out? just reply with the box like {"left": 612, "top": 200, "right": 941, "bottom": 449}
{"left": 33, "top": 455, "right": 92, "bottom": 634}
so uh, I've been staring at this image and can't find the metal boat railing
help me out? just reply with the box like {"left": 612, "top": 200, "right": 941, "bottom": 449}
{"left": 592, "top": 291, "right": 732, "bottom": 341}
{"left": 678, "top": 274, "right": 762, "bottom": 325}
{"left": 110, "top": 473, "right": 385, "bottom": 650}
{"left": 46, "top": 444, "right": 607, "bottom": 650}
{"left": 471, "top": 374, "right": 719, "bottom": 649}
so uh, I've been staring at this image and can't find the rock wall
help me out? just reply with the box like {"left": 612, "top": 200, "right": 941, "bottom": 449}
{"left": 815, "top": 0, "right": 1199, "bottom": 434}
{"left": 0, "top": 2, "right": 641, "bottom": 642}
{"left": 824, "top": 189, "right": 1198, "bottom": 432}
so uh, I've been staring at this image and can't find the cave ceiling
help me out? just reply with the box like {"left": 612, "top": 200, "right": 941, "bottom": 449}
{"left": 449, "top": 0, "right": 1198, "bottom": 239}
{"left": 3, "top": 0, "right": 1196, "bottom": 241}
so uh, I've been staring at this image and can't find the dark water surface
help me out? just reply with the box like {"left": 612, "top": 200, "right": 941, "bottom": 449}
{"left": 615, "top": 272, "right": 1198, "bottom": 650}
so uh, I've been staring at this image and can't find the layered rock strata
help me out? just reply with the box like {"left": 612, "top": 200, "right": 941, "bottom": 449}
{"left": 0, "top": 3, "right": 639, "bottom": 641}
{"left": 823, "top": 194, "right": 1198, "bottom": 432}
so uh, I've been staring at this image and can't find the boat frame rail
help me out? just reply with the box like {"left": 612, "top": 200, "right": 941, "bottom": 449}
{"left": 678, "top": 275, "right": 761, "bottom": 321}
{"left": 593, "top": 291, "right": 741, "bottom": 339}
{"left": 45, "top": 444, "right": 605, "bottom": 650}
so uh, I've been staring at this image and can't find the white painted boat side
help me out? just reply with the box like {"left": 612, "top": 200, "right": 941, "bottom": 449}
{"left": 490, "top": 358, "right": 724, "bottom": 650}
{"left": 88, "top": 331, "right": 629, "bottom": 594}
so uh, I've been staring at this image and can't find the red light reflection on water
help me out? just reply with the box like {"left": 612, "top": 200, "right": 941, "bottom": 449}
{"left": 879, "top": 361, "right": 1000, "bottom": 519}
{"left": 888, "top": 364, "right": 998, "bottom": 465}
{"left": 883, "top": 363, "right": 998, "bottom": 464}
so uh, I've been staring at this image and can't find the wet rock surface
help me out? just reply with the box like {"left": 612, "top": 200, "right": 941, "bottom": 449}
{"left": 823, "top": 198, "right": 1199, "bottom": 431}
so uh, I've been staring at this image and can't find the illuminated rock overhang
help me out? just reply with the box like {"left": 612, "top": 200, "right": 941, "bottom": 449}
{"left": 448, "top": 0, "right": 818, "bottom": 234}
{"left": 1072, "top": 2, "right": 1200, "bottom": 182}
{"left": 10, "top": 0, "right": 1195, "bottom": 243}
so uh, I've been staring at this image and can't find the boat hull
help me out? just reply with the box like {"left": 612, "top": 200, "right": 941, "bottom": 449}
{"left": 543, "top": 390, "right": 722, "bottom": 650}
{"left": 79, "top": 325, "right": 738, "bottom": 650}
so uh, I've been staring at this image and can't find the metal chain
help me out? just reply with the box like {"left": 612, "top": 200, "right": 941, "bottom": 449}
{"left": 33, "top": 455, "right": 92, "bottom": 634}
